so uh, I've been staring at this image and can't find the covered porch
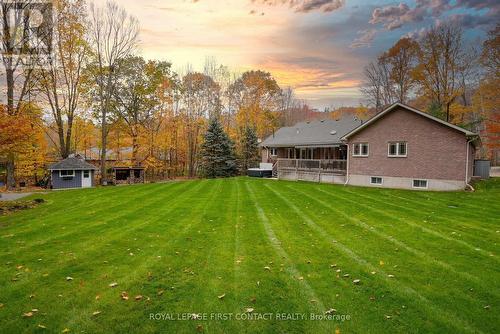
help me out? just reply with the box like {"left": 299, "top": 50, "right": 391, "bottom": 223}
{"left": 264, "top": 145, "right": 348, "bottom": 183}
{"left": 265, "top": 145, "right": 348, "bottom": 162}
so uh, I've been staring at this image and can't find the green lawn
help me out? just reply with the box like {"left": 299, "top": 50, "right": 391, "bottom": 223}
{"left": 0, "top": 178, "right": 499, "bottom": 333}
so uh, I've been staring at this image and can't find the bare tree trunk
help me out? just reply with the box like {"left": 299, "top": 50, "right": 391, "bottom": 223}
{"left": 6, "top": 154, "right": 15, "bottom": 190}
{"left": 132, "top": 133, "right": 139, "bottom": 165}
{"left": 100, "top": 109, "right": 107, "bottom": 184}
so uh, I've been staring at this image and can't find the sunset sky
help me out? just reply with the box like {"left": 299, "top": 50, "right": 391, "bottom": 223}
{"left": 99, "top": 0, "right": 498, "bottom": 109}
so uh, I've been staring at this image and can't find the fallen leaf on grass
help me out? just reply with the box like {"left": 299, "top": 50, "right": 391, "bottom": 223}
{"left": 379, "top": 261, "right": 384, "bottom": 266}
{"left": 121, "top": 292, "right": 129, "bottom": 300}
{"left": 135, "top": 295, "right": 143, "bottom": 301}
{"left": 109, "top": 282, "right": 118, "bottom": 288}
{"left": 385, "top": 315, "right": 392, "bottom": 319}
{"left": 92, "top": 311, "right": 101, "bottom": 317}
{"left": 353, "top": 279, "right": 361, "bottom": 285}
{"left": 218, "top": 294, "right": 225, "bottom": 300}
{"left": 95, "top": 295, "right": 100, "bottom": 301}
{"left": 387, "top": 275, "right": 395, "bottom": 278}
{"left": 244, "top": 307, "right": 254, "bottom": 313}
{"left": 23, "top": 312, "right": 34, "bottom": 317}
{"left": 325, "top": 308, "right": 337, "bottom": 315}
{"left": 62, "top": 328, "right": 70, "bottom": 333}
{"left": 66, "top": 277, "right": 73, "bottom": 281}
{"left": 37, "top": 324, "right": 47, "bottom": 329}
{"left": 157, "top": 290, "right": 165, "bottom": 296}
{"left": 196, "top": 324, "right": 203, "bottom": 332}
{"left": 264, "top": 266, "right": 271, "bottom": 271}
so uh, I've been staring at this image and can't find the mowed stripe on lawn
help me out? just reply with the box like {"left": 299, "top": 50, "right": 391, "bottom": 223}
{"left": 0, "top": 177, "right": 498, "bottom": 334}
{"left": 254, "top": 181, "right": 482, "bottom": 333}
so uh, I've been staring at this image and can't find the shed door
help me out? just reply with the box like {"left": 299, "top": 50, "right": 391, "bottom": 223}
{"left": 82, "top": 170, "right": 92, "bottom": 188}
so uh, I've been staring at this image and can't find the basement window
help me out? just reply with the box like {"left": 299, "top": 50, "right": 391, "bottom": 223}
{"left": 413, "top": 179, "right": 428, "bottom": 189}
{"left": 370, "top": 177, "right": 383, "bottom": 185}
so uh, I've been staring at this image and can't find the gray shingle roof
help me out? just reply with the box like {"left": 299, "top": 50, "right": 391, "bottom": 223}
{"left": 49, "top": 157, "right": 97, "bottom": 170}
{"left": 261, "top": 117, "right": 363, "bottom": 147}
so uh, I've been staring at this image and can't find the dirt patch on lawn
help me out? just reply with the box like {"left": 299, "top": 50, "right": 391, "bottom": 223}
{"left": 0, "top": 198, "right": 45, "bottom": 216}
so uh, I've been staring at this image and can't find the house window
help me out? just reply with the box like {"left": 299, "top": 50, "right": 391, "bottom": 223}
{"left": 413, "top": 179, "right": 428, "bottom": 189}
{"left": 388, "top": 142, "right": 407, "bottom": 157}
{"left": 371, "top": 177, "right": 383, "bottom": 185}
{"left": 270, "top": 148, "right": 277, "bottom": 157}
{"left": 83, "top": 170, "right": 90, "bottom": 178}
{"left": 59, "top": 170, "right": 75, "bottom": 178}
{"left": 353, "top": 143, "right": 369, "bottom": 157}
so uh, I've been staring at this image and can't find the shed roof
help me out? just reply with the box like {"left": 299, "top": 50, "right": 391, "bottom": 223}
{"left": 49, "top": 157, "right": 97, "bottom": 171}
{"left": 260, "top": 117, "right": 363, "bottom": 148}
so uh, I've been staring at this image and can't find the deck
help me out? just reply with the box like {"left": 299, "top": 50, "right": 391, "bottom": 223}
{"left": 275, "top": 159, "right": 347, "bottom": 183}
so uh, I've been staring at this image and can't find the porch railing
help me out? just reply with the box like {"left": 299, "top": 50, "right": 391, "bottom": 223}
{"left": 277, "top": 159, "right": 347, "bottom": 173}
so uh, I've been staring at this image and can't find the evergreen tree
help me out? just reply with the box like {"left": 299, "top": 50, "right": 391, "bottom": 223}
{"left": 199, "top": 118, "right": 237, "bottom": 178}
{"left": 238, "top": 126, "right": 260, "bottom": 173}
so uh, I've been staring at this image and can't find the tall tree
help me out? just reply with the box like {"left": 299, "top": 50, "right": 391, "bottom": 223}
{"left": 381, "top": 37, "right": 418, "bottom": 104}
{"left": 228, "top": 70, "right": 282, "bottom": 138}
{"left": 1, "top": 0, "right": 46, "bottom": 188}
{"left": 113, "top": 56, "right": 172, "bottom": 165}
{"left": 414, "top": 23, "right": 471, "bottom": 122}
{"left": 476, "top": 24, "right": 500, "bottom": 162}
{"left": 238, "top": 126, "right": 260, "bottom": 173}
{"left": 181, "top": 72, "right": 220, "bottom": 177}
{"left": 37, "top": 0, "right": 88, "bottom": 159}
{"left": 199, "top": 117, "right": 237, "bottom": 178}
{"left": 361, "top": 60, "right": 394, "bottom": 112}
{"left": 87, "top": 0, "right": 138, "bottom": 184}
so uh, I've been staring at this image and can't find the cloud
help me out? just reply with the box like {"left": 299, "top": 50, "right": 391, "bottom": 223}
{"left": 370, "top": 0, "right": 499, "bottom": 31}
{"left": 251, "top": 0, "right": 345, "bottom": 13}
{"left": 369, "top": 2, "right": 426, "bottom": 30}
{"left": 350, "top": 29, "right": 377, "bottom": 48}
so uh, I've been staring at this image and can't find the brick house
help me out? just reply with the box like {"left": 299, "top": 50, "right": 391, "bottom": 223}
{"left": 260, "top": 103, "right": 479, "bottom": 191}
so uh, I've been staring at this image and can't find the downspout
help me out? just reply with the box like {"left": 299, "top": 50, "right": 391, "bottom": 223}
{"left": 344, "top": 143, "right": 350, "bottom": 186}
{"left": 465, "top": 138, "right": 475, "bottom": 191}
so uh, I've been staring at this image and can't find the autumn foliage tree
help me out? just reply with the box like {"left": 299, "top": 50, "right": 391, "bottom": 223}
{"left": 37, "top": 0, "right": 89, "bottom": 159}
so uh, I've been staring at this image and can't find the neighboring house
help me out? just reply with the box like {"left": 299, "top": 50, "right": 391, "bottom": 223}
{"left": 261, "top": 103, "right": 480, "bottom": 191}
{"left": 49, "top": 155, "right": 97, "bottom": 190}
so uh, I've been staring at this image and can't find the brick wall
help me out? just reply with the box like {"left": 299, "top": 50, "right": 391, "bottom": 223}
{"left": 347, "top": 107, "right": 472, "bottom": 182}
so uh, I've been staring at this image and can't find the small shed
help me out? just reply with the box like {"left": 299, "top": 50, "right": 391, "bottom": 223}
{"left": 49, "top": 156, "right": 97, "bottom": 189}
{"left": 112, "top": 166, "right": 145, "bottom": 185}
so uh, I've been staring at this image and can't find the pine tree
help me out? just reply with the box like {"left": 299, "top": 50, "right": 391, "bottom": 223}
{"left": 238, "top": 126, "right": 260, "bottom": 173}
{"left": 199, "top": 118, "right": 237, "bottom": 178}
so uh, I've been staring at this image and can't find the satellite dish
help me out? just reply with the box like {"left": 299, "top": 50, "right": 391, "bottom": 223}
{"left": 330, "top": 130, "right": 337, "bottom": 135}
